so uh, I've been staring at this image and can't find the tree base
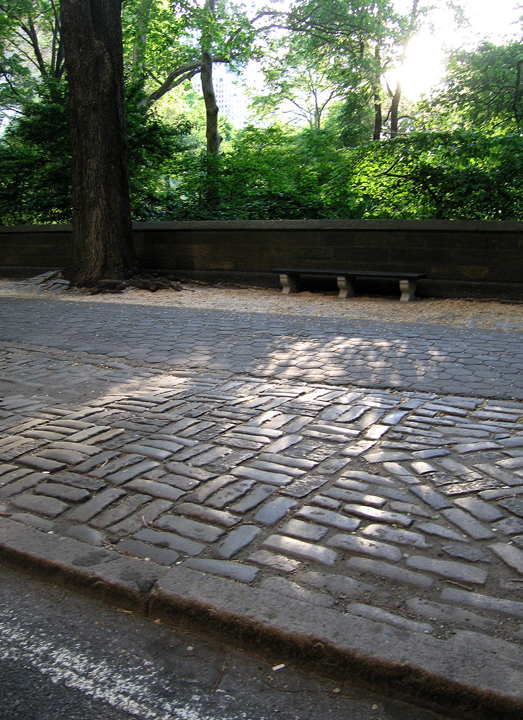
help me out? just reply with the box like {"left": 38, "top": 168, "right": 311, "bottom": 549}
{"left": 82, "top": 273, "right": 183, "bottom": 294}
{"left": 28, "top": 271, "right": 183, "bottom": 294}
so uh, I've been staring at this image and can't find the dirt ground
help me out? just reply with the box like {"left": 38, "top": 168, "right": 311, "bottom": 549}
{"left": 1, "top": 277, "right": 522, "bottom": 332}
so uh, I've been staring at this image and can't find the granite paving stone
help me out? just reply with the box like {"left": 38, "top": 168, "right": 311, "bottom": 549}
{"left": 263, "top": 534, "right": 338, "bottom": 566}
{"left": 498, "top": 497, "right": 523, "bottom": 518}
{"left": 116, "top": 537, "right": 179, "bottom": 565}
{"left": 442, "top": 508, "right": 496, "bottom": 540}
{"left": 281, "top": 518, "right": 329, "bottom": 542}
{"left": 10, "top": 493, "right": 69, "bottom": 517}
{"left": 416, "top": 522, "right": 469, "bottom": 542}
{"left": 453, "top": 496, "right": 504, "bottom": 521}
{"left": 182, "top": 557, "right": 259, "bottom": 582}
{"left": 228, "top": 483, "right": 276, "bottom": 513}
{"left": 205, "top": 479, "right": 256, "bottom": 509}
{"left": 247, "top": 549, "right": 301, "bottom": 572}
{"left": 295, "top": 505, "right": 361, "bottom": 530}
{"left": 323, "top": 486, "right": 387, "bottom": 507}
{"left": 327, "top": 534, "right": 402, "bottom": 562}
{"left": 133, "top": 527, "right": 205, "bottom": 556}
{"left": 8, "top": 512, "right": 53, "bottom": 531}
{"left": 230, "top": 466, "right": 294, "bottom": 486}
{"left": 253, "top": 497, "right": 297, "bottom": 525}
{"left": 345, "top": 556, "right": 433, "bottom": 588}
{"left": 17, "top": 455, "right": 66, "bottom": 472}
{"left": 440, "top": 587, "right": 523, "bottom": 618}
{"left": 173, "top": 502, "right": 241, "bottom": 527}
{"left": 361, "top": 524, "right": 433, "bottom": 549}
{"left": 33, "top": 482, "right": 90, "bottom": 503}
{"left": 66, "top": 488, "right": 127, "bottom": 523}
{"left": 279, "top": 474, "right": 329, "bottom": 497}
{"left": 106, "top": 460, "right": 160, "bottom": 485}
{"left": 491, "top": 516, "right": 523, "bottom": 535}
{"left": 0, "top": 472, "right": 46, "bottom": 497}
{"left": 4, "top": 292, "right": 523, "bottom": 711}
{"left": 489, "top": 542, "right": 523, "bottom": 575}
{"left": 409, "top": 485, "right": 452, "bottom": 510}
{"left": 89, "top": 493, "right": 151, "bottom": 529}
{"left": 154, "top": 514, "right": 225, "bottom": 543}
{"left": 108, "top": 499, "right": 173, "bottom": 537}
{"left": 343, "top": 504, "right": 414, "bottom": 527}
{"left": 405, "top": 555, "right": 489, "bottom": 584}
{"left": 215, "top": 525, "right": 261, "bottom": 558}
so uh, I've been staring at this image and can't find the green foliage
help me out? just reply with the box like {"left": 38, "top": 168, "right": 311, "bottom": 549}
{"left": 0, "top": 80, "right": 191, "bottom": 225}
{"left": 1, "top": 1, "right": 522, "bottom": 224}
{"left": 0, "top": 80, "right": 71, "bottom": 224}
{"left": 347, "top": 131, "right": 523, "bottom": 220}
{"left": 158, "top": 124, "right": 366, "bottom": 220}
{"left": 417, "top": 41, "right": 523, "bottom": 133}
{"left": 0, "top": 0, "right": 64, "bottom": 117}
{"left": 152, "top": 125, "right": 523, "bottom": 221}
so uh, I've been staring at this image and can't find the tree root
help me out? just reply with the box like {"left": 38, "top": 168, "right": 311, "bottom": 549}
{"left": 86, "top": 273, "right": 184, "bottom": 294}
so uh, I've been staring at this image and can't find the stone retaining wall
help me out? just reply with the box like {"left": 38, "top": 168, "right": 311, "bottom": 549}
{"left": 1, "top": 220, "right": 523, "bottom": 299}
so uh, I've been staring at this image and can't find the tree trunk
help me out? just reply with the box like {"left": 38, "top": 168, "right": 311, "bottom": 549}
{"left": 201, "top": 46, "right": 221, "bottom": 155}
{"left": 132, "top": 0, "right": 152, "bottom": 87}
{"left": 390, "top": 80, "right": 401, "bottom": 138}
{"left": 61, "top": 0, "right": 137, "bottom": 286}
{"left": 200, "top": 0, "right": 221, "bottom": 208}
{"left": 372, "top": 44, "right": 382, "bottom": 141}
{"left": 201, "top": 0, "right": 221, "bottom": 156}
{"left": 373, "top": 90, "right": 382, "bottom": 141}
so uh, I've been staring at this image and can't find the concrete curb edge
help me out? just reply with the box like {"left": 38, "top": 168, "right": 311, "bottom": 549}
{"left": 1, "top": 516, "right": 522, "bottom": 720}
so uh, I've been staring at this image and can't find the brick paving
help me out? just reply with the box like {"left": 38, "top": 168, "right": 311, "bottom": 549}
{"left": 1, "top": 291, "right": 523, "bottom": 711}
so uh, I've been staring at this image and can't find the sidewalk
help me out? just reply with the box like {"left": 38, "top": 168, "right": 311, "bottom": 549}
{"left": 1, "top": 282, "right": 523, "bottom": 719}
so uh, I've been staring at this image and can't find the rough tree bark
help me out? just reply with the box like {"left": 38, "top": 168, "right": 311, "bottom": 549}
{"left": 373, "top": 89, "right": 382, "bottom": 141}
{"left": 132, "top": 0, "right": 153, "bottom": 86}
{"left": 372, "top": 45, "right": 382, "bottom": 141}
{"left": 201, "top": 0, "right": 221, "bottom": 156}
{"left": 61, "top": 0, "right": 137, "bottom": 286}
{"left": 390, "top": 79, "right": 401, "bottom": 137}
{"left": 201, "top": 47, "right": 221, "bottom": 155}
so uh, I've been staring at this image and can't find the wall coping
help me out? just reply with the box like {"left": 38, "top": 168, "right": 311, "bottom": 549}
{"left": 1, "top": 219, "right": 523, "bottom": 234}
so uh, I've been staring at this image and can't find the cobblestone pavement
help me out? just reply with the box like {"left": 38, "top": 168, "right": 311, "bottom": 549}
{"left": 1, "top": 293, "right": 523, "bottom": 709}
{"left": 1, "top": 297, "right": 523, "bottom": 399}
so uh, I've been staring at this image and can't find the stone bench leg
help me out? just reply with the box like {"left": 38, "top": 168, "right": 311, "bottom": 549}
{"left": 337, "top": 276, "right": 355, "bottom": 299}
{"left": 399, "top": 278, "right": 417, "bottom": 302}
{"left": 279, "top": 273, "right": 299, "bottom": 294}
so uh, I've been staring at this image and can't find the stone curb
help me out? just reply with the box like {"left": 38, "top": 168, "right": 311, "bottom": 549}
{"left": 1, "top": 516, "right": 522, "bottom": 720}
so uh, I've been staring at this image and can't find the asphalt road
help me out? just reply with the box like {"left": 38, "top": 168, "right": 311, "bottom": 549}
{"left": 0, "top": 563, "right": 449, "bottom": 720}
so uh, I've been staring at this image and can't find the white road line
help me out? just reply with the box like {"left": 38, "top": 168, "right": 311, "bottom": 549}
{"left": 0, "top": 609, "right": 229, "bottom": 720}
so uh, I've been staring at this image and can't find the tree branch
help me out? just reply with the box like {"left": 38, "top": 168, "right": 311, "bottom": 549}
{"left": 146, "top": 55, "right": 227, "bottom": 104}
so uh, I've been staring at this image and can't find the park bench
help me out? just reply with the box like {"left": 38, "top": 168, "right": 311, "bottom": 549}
{"left": 272, "top": 268, "right": 427, "bottom": 302}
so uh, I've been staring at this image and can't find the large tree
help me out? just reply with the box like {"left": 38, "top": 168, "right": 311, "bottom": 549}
{"left": 418, "top": 40, "right": 523, "bottom": 134}
{"left": 60, "top": 0, "right": 137, "bottom": 285}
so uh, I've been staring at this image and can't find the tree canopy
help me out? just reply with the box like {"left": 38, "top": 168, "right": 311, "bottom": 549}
{"left": 0, "top": 0, "right": 522, "bottom": 226}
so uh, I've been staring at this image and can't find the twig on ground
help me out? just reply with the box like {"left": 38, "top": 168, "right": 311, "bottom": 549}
{"left": 212, "top": 645, "right": 227, "bottom": 694}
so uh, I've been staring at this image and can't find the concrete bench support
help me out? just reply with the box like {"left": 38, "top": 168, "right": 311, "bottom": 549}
{"left": 400, "top": 278, "right": 417, "bottom": 302}
{"left": 279, "top": 273, "right": 299, "bottom": 294}
{"left": 337, "top": 276, "right": 355, "bottom": 299}
{"left": 274, "top": 269, "right": 426, "bottom": 302}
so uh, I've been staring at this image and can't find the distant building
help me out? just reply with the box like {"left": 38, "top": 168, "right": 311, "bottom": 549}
{"left": 193, "top": 64, "right": 248, "bottom": 128}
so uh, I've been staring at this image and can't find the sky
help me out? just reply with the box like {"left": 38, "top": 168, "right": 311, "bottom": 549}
{"left": 241, "top": 0, "right": 523, "bottom": 123}
{"left": 400, "top": 0, "right": 522, "bottom": 98}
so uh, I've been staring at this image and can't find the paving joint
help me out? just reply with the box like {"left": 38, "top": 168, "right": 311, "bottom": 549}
{"left": 2, "top": 292, "right": 523, "bottom": 718}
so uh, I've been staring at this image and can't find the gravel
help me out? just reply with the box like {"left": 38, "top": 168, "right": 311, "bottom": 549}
{"left": 1, "top": 278, "right": 522, "bottom": 332}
